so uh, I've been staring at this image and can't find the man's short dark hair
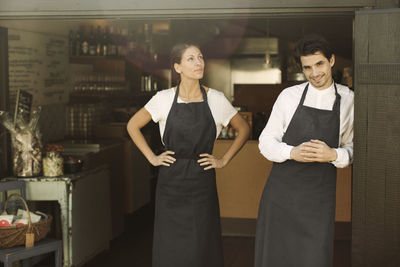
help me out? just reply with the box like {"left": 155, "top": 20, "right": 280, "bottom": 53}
{"left": 294, "top": 34, "right": 334, "bottom": 66}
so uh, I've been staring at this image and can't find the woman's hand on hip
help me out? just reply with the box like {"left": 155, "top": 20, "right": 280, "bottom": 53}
{"left": 150, "top": 151, "right": 176, "bottom": 167}
{"left": 198, "top": 153, "right": 227, "bottom": 170}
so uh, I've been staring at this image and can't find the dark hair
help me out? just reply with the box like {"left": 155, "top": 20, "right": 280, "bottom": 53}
{"left": 170, "top": 43, "right": 201, "bottom": 85}
{"left": 294, "top": 34, "right": 334, "bottom": 66}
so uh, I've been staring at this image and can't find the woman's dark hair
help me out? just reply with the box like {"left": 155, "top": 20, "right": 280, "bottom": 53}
{"left": 170, "top": 43, "right": 201, "bottom": 85}
{"left": 294, "top": 34, "right": 334, "bottom": 66}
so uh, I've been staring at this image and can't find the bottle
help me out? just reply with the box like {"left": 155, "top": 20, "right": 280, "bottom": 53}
{"left": 88, "top": 26, "right": 97, "bottom": 56}
{"left": 126, "top": 30, "right": 136, "bottom": 56}
{"left": 75, "top": 28, "right": 82, "bottom": 56}
{"left": 108, "top": 26, "right": 117, "bottom": 56}
{"left": 102, "top": 27, "right": 110, "bottom": 56}
{"left": 220, "top": 126, "right": 228, "bottom": 139}
{"left": 68, "top": 30, "right": 75, "bottom": 56}
{"left": 80, "top": 26, "right": 89, "bottom": 56}
{"left": 119, "top": 28, "right": 128, "bottom": 56}
{"left": 96, "top": 25, "right": 102, "bottom": 56}
{"left": 115, "top": 26, "right": 122, "bottom": 56}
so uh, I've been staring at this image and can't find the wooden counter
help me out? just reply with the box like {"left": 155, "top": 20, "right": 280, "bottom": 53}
{"left": 214, "top": 140, "right": 352, "bottom": 222}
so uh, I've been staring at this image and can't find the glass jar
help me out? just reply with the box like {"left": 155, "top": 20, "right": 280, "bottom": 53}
{"left": 11, "top": 133, "right": 42, "bottom": 177}
{"left": 43, "top": 151, "right": 64, "bottom": 177}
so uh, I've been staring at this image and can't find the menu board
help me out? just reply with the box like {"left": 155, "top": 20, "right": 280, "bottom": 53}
{"left": 8, "top": 29, "right": 69, "bottom": 106}
{"left": 13, "top": 89, "right": 33, "bottom": 126}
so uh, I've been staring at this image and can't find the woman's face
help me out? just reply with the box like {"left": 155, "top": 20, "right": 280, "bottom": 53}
{"left": 174, "top": 46, "right": 205, "bottom": 81}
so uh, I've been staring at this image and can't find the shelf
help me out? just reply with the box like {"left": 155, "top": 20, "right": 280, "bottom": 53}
{"left": 69, "top": 91, "right": 134, "bottom": 103}
{"left": 69, "top": 56, "right": 125, "bottom": 64}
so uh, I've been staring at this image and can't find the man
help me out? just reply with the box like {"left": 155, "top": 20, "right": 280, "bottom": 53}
{"left": 254, "top": 34, "right": 354, "bottom": 267}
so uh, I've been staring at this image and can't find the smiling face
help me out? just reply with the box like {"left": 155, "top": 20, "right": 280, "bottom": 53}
{"left": 300, "top": 51, "right": 335, "bottom": 90}
{"left": 174, "top": 46, "right": 205, "bottom": 81}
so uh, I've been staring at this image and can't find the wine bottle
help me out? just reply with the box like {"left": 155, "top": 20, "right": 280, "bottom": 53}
{"left": 96, "top": 25, "right": 102, "bottom": 56}
{"left": 102, "top": 27, "right": 110, "bottom": 56}
{"left": 68, "top": 30, "right": 75, "bottom": 56}
{"left": 108, "top": 26, "right": 117, "bottom": 56}
{"left": 80, "top": 25, "right": 89, "bottom": 56}
{"left": 75, "top": 28, "right": 82, "bottom": 56}
{"left": 88, "top": 26, "right": 97, "bottom": 56}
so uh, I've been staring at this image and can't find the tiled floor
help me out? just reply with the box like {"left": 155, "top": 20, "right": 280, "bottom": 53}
{"left": 83, "top": 203, "right": 351, "bottom": 267}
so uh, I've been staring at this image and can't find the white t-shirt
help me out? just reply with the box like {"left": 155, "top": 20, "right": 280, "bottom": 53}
{"left": 145, "top": 88, "right": 238, "bottom": 141}
{"left": 258, "top": 82, "right": 354, "bottom": 168}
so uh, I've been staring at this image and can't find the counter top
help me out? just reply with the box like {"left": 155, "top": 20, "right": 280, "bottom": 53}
{"left": 1, "top": 165, "right": 108, "bottom": 183}
{"left": 60, "top": 138, "right": 124, "bottom": 155}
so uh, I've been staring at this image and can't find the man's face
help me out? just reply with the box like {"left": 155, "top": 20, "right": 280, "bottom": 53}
{"left": 300, "top": 51, "right": 335, "bottom": 90}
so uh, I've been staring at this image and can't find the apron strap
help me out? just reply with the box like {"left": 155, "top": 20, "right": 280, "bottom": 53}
{"left": 299, "top": 83, "right": 309, "bottom": 106}
{"left": 332, "top": 82, "right": 341, "bottom": 112}
{"left": 174, "top": 83, "right": 208, "bottom": 103}
{"left": 200, "top": 85, "right": 208, "bottom": 102}
{"left": 173, "top": 84, "right": 180, "bottom": 104}
{"left": 299, "top": 82, "right": 341, "bottom": 112}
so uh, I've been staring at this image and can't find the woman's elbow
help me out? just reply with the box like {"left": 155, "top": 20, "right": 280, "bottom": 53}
{"left": 236, "top": 120, "right": 250, "bottom": 139}
{"left": 242, "top": 123, "right": 251, "bottom": 139}
{"left": 126, "top": 116, "right": 141, "bottom": 136}
{"left": 126, "top": 117, "right": 134, "bottom": 132}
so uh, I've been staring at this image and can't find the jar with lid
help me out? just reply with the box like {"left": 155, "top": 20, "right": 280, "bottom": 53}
{"left": 43, "top": 144, "right": 64, "bottom": 177}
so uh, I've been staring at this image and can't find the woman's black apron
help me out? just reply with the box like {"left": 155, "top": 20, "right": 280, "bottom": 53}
{"left": 152, "top": 85, "right": 223, "bottom": 267}
{"left": 255, "top": 83, "right": 341, "bottom": 267}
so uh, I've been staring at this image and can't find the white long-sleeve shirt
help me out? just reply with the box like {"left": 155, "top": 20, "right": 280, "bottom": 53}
{"left": 258, "top": 82, "right": 354, "bottom": 168}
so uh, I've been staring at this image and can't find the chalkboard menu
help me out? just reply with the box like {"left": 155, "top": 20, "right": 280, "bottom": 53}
{"left": 8, "top": 29, "right": 69, "bottom": 106}
{"left": 13, "top": 89, "right": 33, "bottom": 126}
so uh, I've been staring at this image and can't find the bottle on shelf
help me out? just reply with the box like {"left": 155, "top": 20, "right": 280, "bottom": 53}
{"left": 102, "top": 26, "right": 110, "bottom": 56}
{"left": 75, "top": 27, "right": 82, "bottom": 56}
{"left": 88, "top": 26, "right": 97, "bottom": 56}
{"left": 108, "top": 26, "right": 118, "bottom": 56}
{"left": 127, "top": 29, "right": 137, "bottom": 56}
{"left": 119, "top": 28, "right": 128, "bottom": 56}
{"left": 115, "top": 26, "right": 122, "bottom": 56}
{"left": 143, "top": 24, "right": 151, "bottom": 59}
{"left": 95, "top": 25, "right": 102, "bottom": 56}
{"left": 140, "top": 74, "right": 158, "bottom": 93}
{"left": 80, "top": 25, "right": 89, "bottom": 56}
{"left": 68, "top": 30, "right": 75, "bottom": 56}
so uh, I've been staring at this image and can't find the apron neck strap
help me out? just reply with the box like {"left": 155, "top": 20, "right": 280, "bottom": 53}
{"left": 332, "top": 82, "right": 341, "bottom": 112}
{"left": 173, "top": 84, "right": 180, "bottom": 104}
{"left": 200, "top": 85, "right": 208, "bottom": 102}
{"left": 299, "top": 83, "right": 309, "bottom": 106}
{"left": 299, "top": 82, "right": 341, "bottom": 112}
{"left": 173, "top": 83, "right": 207, "bottom": 103}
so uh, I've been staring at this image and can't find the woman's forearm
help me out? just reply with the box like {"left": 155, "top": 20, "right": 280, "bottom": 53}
{"left": 126, "top": 108, "right": 156, "bottom": 164}
{"left": 220, "top": 115, "right": 250, "bottom": 166}
{"left": 127, "top": 126, "right": 156, "bottom": 163}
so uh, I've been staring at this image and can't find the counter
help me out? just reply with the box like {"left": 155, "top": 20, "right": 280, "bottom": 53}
{"left": 214, "top": 140, "right": 352, "bottom": 222}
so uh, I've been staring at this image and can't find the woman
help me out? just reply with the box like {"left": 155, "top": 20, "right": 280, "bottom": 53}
{"left": 127, "top": 43, "right": 250, "bottom": 267}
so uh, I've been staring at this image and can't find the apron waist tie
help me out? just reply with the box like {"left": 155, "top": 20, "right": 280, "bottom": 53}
{"left": 173, "top": 153, "right": 201, "bottom": 160}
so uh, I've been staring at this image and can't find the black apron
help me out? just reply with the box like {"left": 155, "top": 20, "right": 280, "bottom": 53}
{"left": 255, "top": 83, "right": 341, "bottom": 267}
{"left": 152, "top": 85, "right": 223, "bottom": 267}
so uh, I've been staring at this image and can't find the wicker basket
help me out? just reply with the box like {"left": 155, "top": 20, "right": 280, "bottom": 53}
{"left": 0, "top": 193, "right": 52, "bottom": 248}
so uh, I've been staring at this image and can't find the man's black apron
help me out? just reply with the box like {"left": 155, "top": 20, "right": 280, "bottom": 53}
{"left": 255, "top": 83, "right": 341, "bottom": 267}
{"left": 152, "top": 85, "right": 223, "bottom": 267}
